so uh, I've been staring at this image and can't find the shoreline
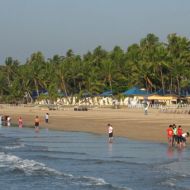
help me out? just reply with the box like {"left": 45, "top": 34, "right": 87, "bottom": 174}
{"left": 1, "top": 105, "right": 190, "bottom": 143}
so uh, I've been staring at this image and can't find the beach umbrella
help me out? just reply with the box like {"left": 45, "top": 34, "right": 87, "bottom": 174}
{"left": 122, "top": 87, "right": 148, "bottom": 96}
{"left": 99, "top": 90, "right": 113, "bottom": 97}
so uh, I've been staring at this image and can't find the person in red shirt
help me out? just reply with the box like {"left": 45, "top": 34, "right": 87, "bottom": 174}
{"left": 177, "top": 125, "right": 183, "bottom": 148}
{"left": 167, "top": 125, "right": 174, "bottom": 147}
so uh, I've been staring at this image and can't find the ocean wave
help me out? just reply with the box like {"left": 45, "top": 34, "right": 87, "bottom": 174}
{"left": 71, "top": 175, "right": 131, "bottom": 190}
{"left": 160, "top": 177, "right": 177, "bottom": 187}
{"left": 0, "top": 152, "right": 64, "bottom": 176}
{"left": 24, "top": 145, "right": 48, "bottom": 152}
{"left": 49, "top": 157, "right": 148, "bottom": 166}
{"left": 0, "top": 152, "right": 131, "bottom": 189}
{"left": 3, "top": 144, "right": 25, "bottom": 150}
{"left": 158, "top": 159, "right": 190, "bottom": 177}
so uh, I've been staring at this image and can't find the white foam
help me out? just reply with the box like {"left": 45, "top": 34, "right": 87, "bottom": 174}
{"left": 73, "top": 175, "right": 130, "bottom": 189}
{"left": 0, "top": 152, "right": 130, "bottom": 189}
{"left": 161, "top": 179, "right": 176, "bottom": 187}
{"left": 80, "top": 176, "right": 108, "bottom": 185}
{"left": 4, "top": 144, "right": 25, "bottom": 150}
{"left": 0, "top": 152, "right": 62, "bottom": 176}
{"left": 159, "top": 160, "right": 190, "bottom": 176}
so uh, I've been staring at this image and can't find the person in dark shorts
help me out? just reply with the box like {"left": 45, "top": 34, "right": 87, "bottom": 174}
{"left": 177, "top": 125, "right": 183, "bottom": 148}
{"left": 34, "top": 115, "right": 40, "bottom": 132}
{"left": 45, "top": 113, "right": 49, "bottom": 123}
{"left": 108, "top": 123, "right": 113, "bottom": 143}
{"left": 172, "top": 124, "right": 177, "bottom": 146}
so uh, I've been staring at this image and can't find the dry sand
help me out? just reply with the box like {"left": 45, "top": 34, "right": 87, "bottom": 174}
{"left": 1, "top": 105, "right": 190, "bottom": 143}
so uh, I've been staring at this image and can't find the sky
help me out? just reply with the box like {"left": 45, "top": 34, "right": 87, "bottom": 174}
{"left": 0, "top": 0, "right": 190, "bottom": 64}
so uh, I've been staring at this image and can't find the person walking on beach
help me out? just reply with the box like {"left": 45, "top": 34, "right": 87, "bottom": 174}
{"left": 108, "top": 123, "right": 113, "bottom": 143}
{"left": 144, "top": 102, "right": 149, "bottom": 115}
{"left": 18, "top": 116, "right": 23, "bottom": 128}
{"left": 45, "top": 113, "right": 49, "bottom": 123}
{"left": 167, "top": 125, "right": 173, "bottom": 147}
{"left": 34, "top": 115, "right": 40, "bottom": 133}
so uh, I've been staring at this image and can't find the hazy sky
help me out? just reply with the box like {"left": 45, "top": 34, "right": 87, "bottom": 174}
{"left": 0, "top": 0, "right": 190, "bottom": 63}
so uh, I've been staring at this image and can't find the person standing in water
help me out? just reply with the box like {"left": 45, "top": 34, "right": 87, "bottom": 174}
{"left": 181, "top": 132, "right": 189, "bottom": 147}
{"left": 34, "top": 115, "right": 40, "bottom": 132}
{"left": 7, "top": 116, "right": 11, "bottom": 127}
{"left": 166, "top": 125, "right": 173, "bottom": 147}
{"left": 18, "top": 116, "right": 23, "bottom": 128}
{"left": 0, "top": 115, "right": 2, "bottom": 126}
{"left": 108, "top": 123, "right": 113, "bottom": 143}
{"left": 177, "top": 125, "right": 183, "bottom": 148}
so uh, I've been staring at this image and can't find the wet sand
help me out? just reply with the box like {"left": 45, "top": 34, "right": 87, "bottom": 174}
{"left": 1, "top": 105, "right": 190, "bottom": 143}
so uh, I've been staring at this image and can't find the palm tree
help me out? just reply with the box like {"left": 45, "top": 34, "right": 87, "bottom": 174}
{"left": 4, "top": 57, "right": 19, "bottom": 87}
{"left": 166, "top": 33, "right": 190, "bottom": 94}
{"left": 26, "top": 51, "right": 46, "bottom": 98}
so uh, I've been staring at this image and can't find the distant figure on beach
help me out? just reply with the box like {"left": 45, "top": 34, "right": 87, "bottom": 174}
{"left": 45, "top": 113, "right": 49, "bottom": 123}
{"left": 172, "top": 124, "right": 177, "bottom": 146}
{"left": 181, "top": 132, "right": 189, "bottom": 147}
{"left": 34, "top": 115, "right": 40, "bottom": 132}
{"left": 167, "top": 125, "right": 173, "bottom": 147}
{"left": 144, "top": 102, "right": 149, "bottom": 115}
{"left": 0, "top": 115, "right": 2, "bottom": 126}
{"left": 18, "top": 116, "right": 23, "bottom": 128}
{"left": 7, "top": 116, "right": 11, "bottom": 127}
{"left": 177, "top": 125, "right": 183, "bottom": 148}
{"left": 108, "top": 123, "right": 113, "bottom": 143}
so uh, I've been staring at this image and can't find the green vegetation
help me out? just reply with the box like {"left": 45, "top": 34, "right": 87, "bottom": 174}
{"left": 0, "top": 33, "right": 190, "bottom": 103}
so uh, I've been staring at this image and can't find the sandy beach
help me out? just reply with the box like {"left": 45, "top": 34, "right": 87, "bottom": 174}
{"left": 1, "top": 105, "right": 190, "bottom": 143}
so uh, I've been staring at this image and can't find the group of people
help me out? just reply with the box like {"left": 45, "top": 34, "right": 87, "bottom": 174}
{"left": 167, "top": 124, "right": 189, "bottom": 148}
{"left": 1, "top": 113, "right": 189, "bottom": 148}
{"left": 0, "top": 113, "right": 49, "bottom": 133}
{"left": 108, "top": 123, "right": 189, "bottom": 147}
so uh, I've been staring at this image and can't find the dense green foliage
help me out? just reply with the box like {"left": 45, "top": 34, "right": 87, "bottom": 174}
{"left": 1, "top": 33, "right": 190, "bottom": 103}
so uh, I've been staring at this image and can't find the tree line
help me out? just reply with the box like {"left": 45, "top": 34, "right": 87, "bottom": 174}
{"left": 0, "top": 33, "right": 190, "bottom": 103}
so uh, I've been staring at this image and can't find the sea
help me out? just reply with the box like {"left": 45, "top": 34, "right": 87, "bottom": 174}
{"left": 0, "top": 125, "right": 190, "bottom": 190}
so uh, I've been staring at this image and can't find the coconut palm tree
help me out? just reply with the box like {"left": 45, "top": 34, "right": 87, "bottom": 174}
{"left": 166, "top": 33, "right": 190, "bottom": 94}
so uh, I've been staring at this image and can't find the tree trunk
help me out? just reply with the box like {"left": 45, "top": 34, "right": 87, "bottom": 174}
{"left": 160, "top": 68, "right": 165, "bottom": 95}
{"left": 176, "top": 76, "right": 180, "bottom": 95}
{"left": 34, "top": 79, "right": 39, "bottom": 97}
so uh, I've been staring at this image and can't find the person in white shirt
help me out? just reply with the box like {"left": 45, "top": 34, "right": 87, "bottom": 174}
{"left": 108, "top": 123, "right": 113, "bottom": 143}
{"left": 182, "top": 132, "right": 189, "bottom": 146}
{"left": 45, "top": 113, "right": 49, "bottom": 123}
{"left": 7, "top": 116, "right": 11, "bottom": 127}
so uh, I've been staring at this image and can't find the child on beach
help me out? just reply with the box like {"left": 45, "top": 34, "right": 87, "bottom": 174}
{"left": 181, "top": 132, "right": 189, "bottom": 147}
{"left": 34, "top": 116, "right": 40, "bottom": 133}
{"left": 108, "top": 123, "right": 113, "bottom": 143}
